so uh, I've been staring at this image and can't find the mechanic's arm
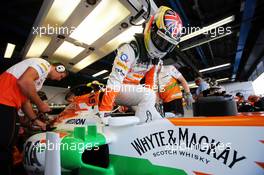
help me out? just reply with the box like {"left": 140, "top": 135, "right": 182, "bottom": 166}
{"left": 17, "top": 67, "right": 50, "bottom": 112}
{"left": 177, "top": 75, "right": 190, "bottom": 94}
{"left": 171, "top": 66, "right": 193, "bottom": 108}
{"left": 99, "top": 44, "right": 135, "bottom": 111}
{"left": 169, "top": 66, "right": 190, "bottom": 93}
{"left": 21, "top": 100, "right": 46, "bottom": 130}
{"left": 178, "top": 75, "right": 193, "bottom": 109}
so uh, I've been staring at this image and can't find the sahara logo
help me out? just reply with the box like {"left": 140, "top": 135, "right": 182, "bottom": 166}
{"left": 131, "top": 127, "right": 246, "bottom": 169}
{"left": 66, "top": 118, "right": 86, "bottom": 125}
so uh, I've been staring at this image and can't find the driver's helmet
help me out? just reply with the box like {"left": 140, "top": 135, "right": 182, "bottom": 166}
{"left": 144, "top": 6, "right": 183, "bottom": 54}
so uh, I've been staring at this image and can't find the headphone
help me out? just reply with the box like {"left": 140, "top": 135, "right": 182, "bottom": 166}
{"left": 55, "top": 64, "right": 66, "bottom": 73}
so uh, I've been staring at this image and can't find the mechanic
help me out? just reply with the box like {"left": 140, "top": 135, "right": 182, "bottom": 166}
{"left": 194, "top": 77, "right": 210, "bottom": 99}
{"left": 248, "top": 95, "right": 264, "bottom": 111}
{"left": 65, "top": 91, "right": 76, "bottom": 103}
{"left": 99, "top": 6, "right": 183, "bottom": 124}
{"left": 0, "top": 58, "right": 68, "bottom": 175}
{"left": 157, "top": 64, "right": 192, "bottom": 117}
{"left": 235, "top": 92, "right": 245, "bottom": 104}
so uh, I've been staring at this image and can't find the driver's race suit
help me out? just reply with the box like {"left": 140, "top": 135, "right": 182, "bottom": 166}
{"left": 99, "top": 36, "right": 162, "bottom": 123}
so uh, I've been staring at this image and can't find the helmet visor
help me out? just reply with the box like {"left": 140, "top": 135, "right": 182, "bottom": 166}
{"left": 150, "top": 24, "right": 178, "bottom": 52}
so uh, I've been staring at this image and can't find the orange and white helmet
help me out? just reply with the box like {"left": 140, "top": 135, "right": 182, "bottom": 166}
{"left": 144, "top": 6, "right": 183, "bottom": 54}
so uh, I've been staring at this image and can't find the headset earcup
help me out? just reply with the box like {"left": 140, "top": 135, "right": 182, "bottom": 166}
{"left": 56, "top": 65, "right": 65, "bottom": 73}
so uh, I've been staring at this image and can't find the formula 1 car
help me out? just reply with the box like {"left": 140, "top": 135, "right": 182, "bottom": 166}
{"left": 23, "top": 90, "right": 264, "bottom": 175}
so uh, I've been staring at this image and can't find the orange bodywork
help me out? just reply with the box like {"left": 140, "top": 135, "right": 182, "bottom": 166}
{"left": 169, "top": 113, "right": 264, "bottom": 126}
{"left": 53, "top": 91, "right": 101, "bottom": 123}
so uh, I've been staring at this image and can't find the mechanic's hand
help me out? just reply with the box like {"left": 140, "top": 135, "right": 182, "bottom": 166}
{"left": 34, "top": 119, "right": 47, "bottom": 131}
{"left": 118, "top": 106, "right": 128, "bottom": 113}
{"left": 97, "top": 111, "right": 111, "bottom": 125}
{"left": 185, "top": 93, "right": 193, "bottom": 110}
{"left": 37, "top": 102, "right": 51, "bottom": 113}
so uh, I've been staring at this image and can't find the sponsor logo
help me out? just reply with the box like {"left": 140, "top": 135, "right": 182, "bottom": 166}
{"left": 120, "top": 53, "right": 128, "bottom": 62}
{"left": 145, "top": 110, "right": 152, "bottom": 122}
{"left": 116, "top": 61, "right": 128, "bottom": 71}
{"left": 115, "top": 68, "right": 125, "bottom": 77}
{"left": 153, "top": 150, "right": 210, "bottom": 165}
{"left": 131, "top": 128, "right": 246, "bottom": 169}
{"left": 66, "top": 118, "right": 86, "bottom": 125}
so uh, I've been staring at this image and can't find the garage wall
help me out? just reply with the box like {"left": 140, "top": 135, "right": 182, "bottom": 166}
{"left": 252, "top": 72, "right": 264, "bottom": 95}
{"left": 41, "top": 86, "right": 69, "bottom": 104}
{"left": 222, "top": 81, "right": 255, "bottom": 99}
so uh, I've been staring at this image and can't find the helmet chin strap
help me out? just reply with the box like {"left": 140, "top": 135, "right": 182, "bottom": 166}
{"left": 146, "top": 37, "right": 167, "bottom": 59}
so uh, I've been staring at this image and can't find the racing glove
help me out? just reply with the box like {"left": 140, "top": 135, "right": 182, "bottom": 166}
{"left": 185, "top": 92, "right": 193, "bottom": 110}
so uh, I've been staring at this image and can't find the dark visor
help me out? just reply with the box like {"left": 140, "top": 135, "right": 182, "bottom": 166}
{"left": 150, "top": 24, "right": 175, "bottom": 52}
